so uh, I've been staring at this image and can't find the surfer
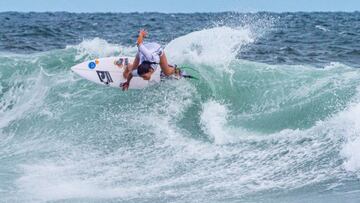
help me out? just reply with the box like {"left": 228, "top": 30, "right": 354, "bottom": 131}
{"left": 121, "top": 29, "right": 180, "bottom": 90}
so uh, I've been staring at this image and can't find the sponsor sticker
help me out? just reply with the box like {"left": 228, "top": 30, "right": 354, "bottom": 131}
{"left": 88, "top": 62, "right": 96, "bottom": 69}
{"left": 115, "top": 57, "right": 129, "bottom": 68}
{"left": 96, "top": 71, "right": 113, "bottom": 85}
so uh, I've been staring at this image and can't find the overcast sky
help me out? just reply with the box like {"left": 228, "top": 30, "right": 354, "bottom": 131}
{"left": 0, "top": 0, "right": 359, "bottom": 13}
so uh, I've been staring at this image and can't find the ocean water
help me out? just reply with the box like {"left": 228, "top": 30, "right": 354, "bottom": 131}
{"left": 1, "top": 12, "right": 360, "bottom": 202}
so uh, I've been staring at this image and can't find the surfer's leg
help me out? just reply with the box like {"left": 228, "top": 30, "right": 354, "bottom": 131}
{"left": 159, "top": 52, "right": 175, "bottom": 76}
{"left": 123, "top": 54, "right": 140, "bottom": 78}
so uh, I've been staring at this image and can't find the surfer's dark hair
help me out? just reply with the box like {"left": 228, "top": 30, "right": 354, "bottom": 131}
{"left": 137, "top": 61, "right": 155, "bottom": 76}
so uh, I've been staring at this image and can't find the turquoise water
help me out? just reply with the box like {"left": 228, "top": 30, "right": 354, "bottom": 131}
{"left": 1, "top": 12, "right": 360, "bottom": 202}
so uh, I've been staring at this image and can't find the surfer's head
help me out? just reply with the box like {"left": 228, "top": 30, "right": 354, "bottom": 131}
{"left": 137, "top": 62, "right": 154, "bottom": 80}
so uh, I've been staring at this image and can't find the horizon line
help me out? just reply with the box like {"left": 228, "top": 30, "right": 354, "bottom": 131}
{"left": 1, "top": 10, "right": 359, "bottom": 14}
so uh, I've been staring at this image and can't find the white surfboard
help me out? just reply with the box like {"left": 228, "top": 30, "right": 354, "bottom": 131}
{"left": 71, "top": 56, "right": 161, "bottom": 89}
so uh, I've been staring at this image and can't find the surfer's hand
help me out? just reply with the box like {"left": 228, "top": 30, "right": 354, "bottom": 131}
{"left": 137, "top": 29, "right": 147, "bottom": 45}
{"left": 121, "top": 82, "right": 129, "bottom": 91}
{"left": 139, "top": 29, "right": 147, "bottom": 38}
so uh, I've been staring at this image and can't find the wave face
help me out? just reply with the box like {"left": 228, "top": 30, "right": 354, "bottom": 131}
{"left": 1, "top": 12, "right": 360, "bottom": 202}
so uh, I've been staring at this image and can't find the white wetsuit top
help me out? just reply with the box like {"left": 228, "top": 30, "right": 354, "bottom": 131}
{"left": 132, "top": 42, "right": 163, "bottom": 76}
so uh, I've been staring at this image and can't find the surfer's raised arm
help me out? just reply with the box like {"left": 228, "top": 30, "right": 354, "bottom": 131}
{"left": 121, "top": 30, "right": 147, "bottom": 90}
{"left": 123, "top": 29, "right": 147, "bottom": 79}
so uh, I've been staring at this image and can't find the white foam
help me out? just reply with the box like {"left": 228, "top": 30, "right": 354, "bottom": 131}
{"left": 339, "top": 101, "right": 360, "bottom": 172}
{"left": 342, "top": 136, "right": 360, "bottom": 172}
{"left": 165, "top": 26, "right": 254, "bottom": 67}
{"left": 16, "top": 160, "right": 149, "bottom": 201}
{"left": 0, "top": 71, "right": 48, "bottom": 129}
{"left": 324, "top": 62, "right": 350, "bottom": 70}
{"left": 315, "top": 25, "right": 330, "bottom": 32}
{"left": 200, "top": 100, "right": 229, "bottom": 144}
{"left": 66, "top": 38, "right": 137, "bottom": 60}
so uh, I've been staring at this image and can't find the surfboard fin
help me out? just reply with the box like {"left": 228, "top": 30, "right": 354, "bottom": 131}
{"left": 182, "top": 74, "right": 199, "bottom": 80}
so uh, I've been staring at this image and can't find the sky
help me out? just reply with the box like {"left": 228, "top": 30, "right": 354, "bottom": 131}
{"left": 0, "top": 0, "right": 359, "bottom": 13}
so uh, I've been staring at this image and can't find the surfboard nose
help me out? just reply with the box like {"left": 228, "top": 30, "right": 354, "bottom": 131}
{"left": 70, "top": 64, "right": 81, "bottom": 73}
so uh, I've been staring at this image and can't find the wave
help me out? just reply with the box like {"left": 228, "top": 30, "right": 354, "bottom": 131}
{"left": 1, "top": 25, "right": 360, "bottom": 202}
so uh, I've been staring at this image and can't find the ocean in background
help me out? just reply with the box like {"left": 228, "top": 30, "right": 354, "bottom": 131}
{"left": 1, "top": 12, "right": 360, "bottom": 202}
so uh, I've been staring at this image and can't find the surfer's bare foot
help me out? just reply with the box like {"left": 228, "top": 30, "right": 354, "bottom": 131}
{"left": 174, "top": 67, "right": 181, "bottom": 76}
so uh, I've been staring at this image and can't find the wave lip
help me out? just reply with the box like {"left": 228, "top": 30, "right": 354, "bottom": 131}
{"left": 165, "top": 26, "right": 255, "bottom": 66}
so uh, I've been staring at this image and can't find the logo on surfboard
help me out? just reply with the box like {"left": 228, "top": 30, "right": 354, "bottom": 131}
{"left": 96, "top": 71, "right": 113, "bottom": 85}
{"left": 88, "top": 62, "right": 96, "bottom": 69}
{"left": 115, "top": 57, "right": 129, "bottom": 68}
{"left": 88, "top": 59, "right": 99, "bottom": 69}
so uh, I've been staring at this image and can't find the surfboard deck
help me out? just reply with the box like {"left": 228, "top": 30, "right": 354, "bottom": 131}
{"left": 71, "top": 56, "right": 161, "bottom": 89}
